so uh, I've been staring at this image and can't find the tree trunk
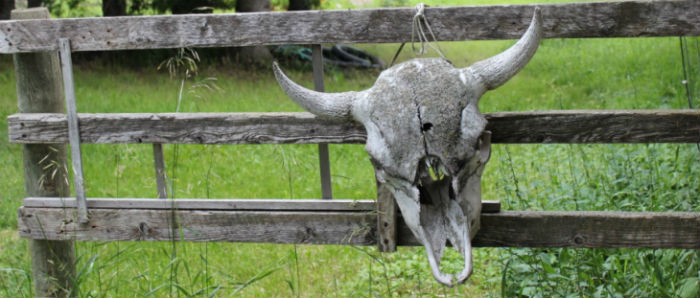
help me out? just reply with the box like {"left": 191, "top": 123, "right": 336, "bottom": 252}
{"left": 236, "top": 0, "right": 269, "bottom": 12}
{"left": 0, "top": 0, "right": 14, "bottom": 19}
{"left": 235, "top": 0, "right": 272, "bottom": 66}
{"left": 102, "top": 0, "right": 126, "bottom": 16}
{"left": 288, "top": 0, "right": 312, "bottom": 11}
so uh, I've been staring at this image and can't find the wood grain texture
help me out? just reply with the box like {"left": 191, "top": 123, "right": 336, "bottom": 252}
{"left": 12, "top": 8, "right": 77, "bottom": 298}
{"left": 152, "top": 144, "right": 168, "bottom": 199}
{"left": 401, "top": 211, "right": 700, "bottom": 249}
{"left": 21, "top": 197, "right": 502, "bottom": 213}
{"left": 1, "top": 0, "right": 698, "bottom": 53}
{"left": 376, "top": 182, "right": 397, "bottom": 252}
{"left": 58, "top": 38, "right": 89, "bottom": 224}
{"left": 23, "top": 197, "right": 376, "bottom": 211}
{"left": 18, "top": 207, "right": 378, "bottom": 244}
{"left": 8, "top": 112, "right": 366, "bottom": 144}
{"left": 9, "top": 110, "right": 700, "bottom": 144}
{"left": 18, "top": 208, "right": 699, "bottom": 248}
{"left": 313, "top": 44, "right": 333, "bottom": 200}
{"left": 485, "top": 109, "right": 700, "bottom": 143}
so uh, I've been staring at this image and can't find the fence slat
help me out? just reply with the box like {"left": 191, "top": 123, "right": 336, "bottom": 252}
{"left": 19, "top": 197, "right": 502, "bottom": 213}
{"left": 376, "top": 182, "right": 398, "bottom": 252}
{"left": 9, "top": 110, "right": 700, "bottom": 144}
{"left": 400, "top": 211, "right": 700, "bottom": 249}
{"left": 152, "top": 144, "right": 168, "bottom": 199}
{"left": 312, "top": 44, "right": 333, "bottom": 200}
{"left": 57, "top": 38, "right": 89, "bottom": 224}
{"left": 18, "top": 207, "right": 700, "bottom": 249}
{"left": 22, "top": 197, "right": 375, "bottom": 211}
{"left": 1, "top": 0, "right": 698, "bottom": 53}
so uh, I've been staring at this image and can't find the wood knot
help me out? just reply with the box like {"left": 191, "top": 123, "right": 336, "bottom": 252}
{"left": 138, "top": 222, "right": 151, "bottom": 239}
{"left": 299, "top": 227, "right": 315, "bottom": 243}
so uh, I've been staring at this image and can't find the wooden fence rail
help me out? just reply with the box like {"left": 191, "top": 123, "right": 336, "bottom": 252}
{"left": 9, "top": 110, "right": 700, "bottom": 145}
{"left": 1, "top": 0, "right": 699, "bottom": 53}
{"left": 18, "top": 198, "right": 700, "bottom": 249}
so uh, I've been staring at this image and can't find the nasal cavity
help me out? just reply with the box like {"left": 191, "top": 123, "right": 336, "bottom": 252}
{"left": 421, "top": 122, "right": 433, "bottom": 131}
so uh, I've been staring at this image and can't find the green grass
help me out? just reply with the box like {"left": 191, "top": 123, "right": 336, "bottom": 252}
{"left": 1, "top": 2, "right": 700, "bottom": 297}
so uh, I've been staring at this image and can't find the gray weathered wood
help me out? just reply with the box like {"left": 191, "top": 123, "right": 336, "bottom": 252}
{"left": 313, "top": 44, "right": 333, "bottom": 200}
{"left": 152, "top": 143, "right": 167, "bottom": 199}
{"left": 12, "top": 7, "right": 76, "bottom": 298}
{"left": 20, "top": 197, "right": 502, "bottom": 213}
{"left": 58, "top": 38, "right": 88, "bottom": 223}
{"left": 1, "top": 1, "right": 698, "bottom": 53}
{"left": 8, "top": 112, "right": 365, "bottom": 144}
{"left": 18, "top": 208, "right": 699, "bottom": 248}
{"left": 29, "top": 240, "right": 76, "bottom": 298}
{"left": 9, "top": 110, "right": 700, "bottom": 144}
{"left": 400, "top": 211, "right": 700, "bottom": 249}
{"left": 18, "top": 207, "right": 378, "bottom": 244}
{"left": 376, "top": 182, "right": 397, "bottom": 252}
{"left": 484, "top": 109, "right": 700, "bottom": 143}
{"left": 23, "top": 197, "right": 372, "bottom": 211}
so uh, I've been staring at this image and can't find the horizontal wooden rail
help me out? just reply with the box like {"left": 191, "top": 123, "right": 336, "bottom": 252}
{"left": 1, "top": 1, "right": 698, "bottom": 53}
{"left": 8, "top": 110, "right": 700, "bottom": 144}
{"left": 21, "top": 197, "right": 501, "bottom": 213}
{"left": 18, "top": 202, "right": 699, "bottom": 248}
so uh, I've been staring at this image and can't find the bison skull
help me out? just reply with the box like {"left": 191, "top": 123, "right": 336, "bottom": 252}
{"left": 273, "top": 8, "right": 542, "bottom": 286}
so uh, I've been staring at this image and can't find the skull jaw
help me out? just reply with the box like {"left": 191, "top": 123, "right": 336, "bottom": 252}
{"left": 385, "top": 174, "right": 481, "bottom": 287}
{"left": 419, "top": 191, "right": 476, "bottom": 287}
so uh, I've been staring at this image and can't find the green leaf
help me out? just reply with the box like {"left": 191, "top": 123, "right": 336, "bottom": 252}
{"left": 678, "top": 277, "right": 699, "bottom": 298}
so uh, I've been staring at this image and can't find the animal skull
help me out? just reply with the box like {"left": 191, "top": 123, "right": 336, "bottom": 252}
{"left": 273, "top": 8, "right": 542, "bottom": 286}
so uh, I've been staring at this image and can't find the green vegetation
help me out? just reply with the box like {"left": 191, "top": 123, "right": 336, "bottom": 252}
{"left": 1, "top": 0, "right": 699, "bottom": 297}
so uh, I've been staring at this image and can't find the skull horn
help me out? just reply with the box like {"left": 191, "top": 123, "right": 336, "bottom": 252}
{"left": 465, "top": 7, "right": 542, "bottom": 91}
{"left": 273, "top": 62, "right": 360, "bottom": 119}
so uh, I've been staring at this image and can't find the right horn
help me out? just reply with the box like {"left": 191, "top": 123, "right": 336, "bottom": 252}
{"left": 273, "top": 62, "right": 360, "bottom": 119}
{"left": 465, "top": 7, "right": 542, "bottom": 90}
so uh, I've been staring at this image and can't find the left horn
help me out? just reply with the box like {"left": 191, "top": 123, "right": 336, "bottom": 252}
{"left": 464, "top": 7, "right": 542, "bottom": 90}
{"left": 273, "top": 62, "right": 360, "bottom": 119}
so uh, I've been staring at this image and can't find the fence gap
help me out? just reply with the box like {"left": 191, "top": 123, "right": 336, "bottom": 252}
{"left": 312, "top": 44, "right": 333, "bottom": 200}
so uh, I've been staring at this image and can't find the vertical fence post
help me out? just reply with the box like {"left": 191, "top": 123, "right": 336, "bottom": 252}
{"left": 312, "top": 44, "right": 333, "bottom": 199}
{"left": 12, "top": 7, "right": 76, "bottom": 298}
{"left": 153, "top": 143, "right": 168, "bottom": 199}
{"left": 376, "top": 181, "right": 397, "bottom": 252}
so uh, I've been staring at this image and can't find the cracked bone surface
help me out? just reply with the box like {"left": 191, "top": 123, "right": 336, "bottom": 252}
{"left": 273, "top": 8, "right": 542, "bottom": 286}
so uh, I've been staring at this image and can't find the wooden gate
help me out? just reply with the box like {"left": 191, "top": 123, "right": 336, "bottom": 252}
{"left": 2, "top": 1, "right": 700, "bottom": 296}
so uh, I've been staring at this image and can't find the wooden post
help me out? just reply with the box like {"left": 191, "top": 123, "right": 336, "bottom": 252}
{"left": 153, "top": 143, "right": 168, "bottom": 199}
{"left": 312, "top": 44, "right": 333, "bottom": 199}
{"left": 12, "top": 7, "right": 76, "bottom": 298}
{"left": 376, "top": 181, "right": 397, "bottom": 252}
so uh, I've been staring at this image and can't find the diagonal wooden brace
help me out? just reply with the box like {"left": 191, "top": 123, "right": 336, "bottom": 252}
{"left": 58, "top": 38, "right": 88, "bottom": 223}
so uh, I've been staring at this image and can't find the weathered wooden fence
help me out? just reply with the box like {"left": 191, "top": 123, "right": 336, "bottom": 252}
{"left": 2, "top": 1, "right": 700, "bottom": 297}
